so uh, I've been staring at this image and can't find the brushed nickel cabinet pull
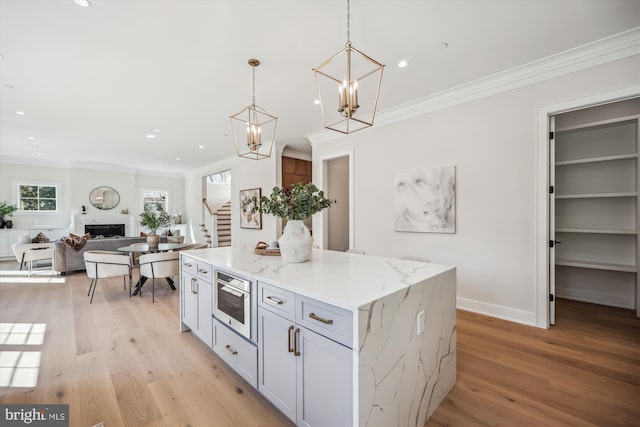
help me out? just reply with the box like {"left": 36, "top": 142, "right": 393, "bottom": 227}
{"left": 309, "top": 312, "right": 333, "bottom": 325}
{"left": 191, "top": 277, "right": 197, "bottom": 294}
{"left": 184, "top": 262, "right": 192, "bottom": 268}
{"left": 265, "top": 296, "right": 284, "bottom": 305}
{"left": 198, "top": 268, "right": 208, "bottom": 274}
{"left": 225, "top": 344, "right": 238, "bottom": 355}
{"left": 294, "top": 328, "right": 301, "bottom": 356}
{"left": 287, "top": 325, "right": 294, "bottom": 352}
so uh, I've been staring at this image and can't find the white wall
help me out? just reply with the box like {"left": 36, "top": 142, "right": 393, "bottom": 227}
{"left": 185, "top": 154, "right": 279, "bottom": 247}
{"left": 0, "top": 163, "right": 185, "bottom": 233}
{"left": 0, "top": 163, "right": 71, "bottom": 228}
{"left": 312, "top": 56, "right": 640, "bottom": 326}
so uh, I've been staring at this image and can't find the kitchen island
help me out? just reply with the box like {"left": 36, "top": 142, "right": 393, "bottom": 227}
{"left": 180, "top": 246, "right": 456, "bottom": 427}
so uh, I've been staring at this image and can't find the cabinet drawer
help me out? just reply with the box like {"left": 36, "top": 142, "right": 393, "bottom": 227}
{"left": 196, "top": 261, "right": 213, "bottom": 283}
{"left": 258, "top": 282, "right": 296, "bottom": 320}
{"left": 213, "top": 318, "right": 258, "bottom": 388}
{"left": 181, "top": 255, "right": 196, "bottom": 275}
{"left": 296, "top": 297, "right": 353, "bottom": 349}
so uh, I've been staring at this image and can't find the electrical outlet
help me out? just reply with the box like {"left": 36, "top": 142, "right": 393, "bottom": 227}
{"left": 416, "top": 310, "right": 424, "bottom": 336}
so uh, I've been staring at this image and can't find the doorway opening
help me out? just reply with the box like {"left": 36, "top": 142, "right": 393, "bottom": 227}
{"left": 319, "top": 150, "right": 353, "bottom": 251}
{"left": 536, "top": 87, "right": 640, "bottom": 328}
{"left": 203, "top": 170, "right": 231, "bottom": 247}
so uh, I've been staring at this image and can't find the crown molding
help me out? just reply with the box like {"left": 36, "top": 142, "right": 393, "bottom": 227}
{"left": 307, "top": 27, "right": 640, "bottom": 146}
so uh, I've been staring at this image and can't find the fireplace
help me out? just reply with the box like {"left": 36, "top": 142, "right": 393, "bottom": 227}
{"left": 71, "top": 213, "right": 135, "bottom": 236}
{"left": 85, "top": 224, "right": 125, "bottom": 237}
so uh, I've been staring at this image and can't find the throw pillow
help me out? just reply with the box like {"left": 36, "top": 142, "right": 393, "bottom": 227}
{"left": 69, "top": 233, "right": 91, "bottom": 240}
{"left": 31, "top": 232, "right": 49, "bottom": 243}
{"left": 18, "top": 235, "right": 31, "bottom": 244}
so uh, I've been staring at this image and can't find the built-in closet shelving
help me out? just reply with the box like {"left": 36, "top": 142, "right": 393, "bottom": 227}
{"left": 554, "top": 114, "right": 639, "bottom": 315}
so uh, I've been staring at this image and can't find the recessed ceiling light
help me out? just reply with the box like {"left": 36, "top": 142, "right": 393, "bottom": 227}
{"left": 28, "top": 137, "right": 35, "bottom": 141}
{"left": 16, "top": 111, "right": 25, "bottom": 115}
{"left": 175, "top": 157, "right": 181, "bottom": 161}
{"left": 198, "top": 145, "right": 204, "bottom": 149}
{"left": 154, "top": 129, "right": 160, "bottom": 133}
{"left": 73, "top": 0, "right": 91, "bottom": 7}
{"left": 36, "top": 153, "right": 42, "bottom": 156}
{"left": 314, "top": 99, "right": 321, "bottom": 105}
{"left": 397, "top": 60, "right": 408, "bottom": 68}
{"left": 145, "top": 134, "right": 156, "bottom": 139}
{"left": 440, "top": 42, "right": 449, "bottom": 49}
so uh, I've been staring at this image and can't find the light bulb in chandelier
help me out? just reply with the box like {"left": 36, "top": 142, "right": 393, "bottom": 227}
{"left": 338, "top": 79, "right": 359, "bottom": 118}
{"left": 246, "top": 123, "right": 262, "bottom": 151}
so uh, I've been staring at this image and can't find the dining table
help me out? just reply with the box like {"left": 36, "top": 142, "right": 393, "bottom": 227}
{"left": 118, "top": 242, "right": 188, "bottom": 296}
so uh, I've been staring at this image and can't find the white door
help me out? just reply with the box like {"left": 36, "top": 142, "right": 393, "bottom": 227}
{"left": 549, "top": 116, "right": 557, "bottom": 326}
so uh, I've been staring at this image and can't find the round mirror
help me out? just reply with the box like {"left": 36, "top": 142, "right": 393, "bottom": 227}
{"left": 89, "top": 186, "right": 120, "bottom": 210}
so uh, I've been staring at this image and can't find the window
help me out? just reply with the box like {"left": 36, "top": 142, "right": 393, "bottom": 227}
{"left": 142, "top": 189, "right": 169, "bottom": 214}
{"left": 17, "top": 183, "right": 59, "bottom": 213}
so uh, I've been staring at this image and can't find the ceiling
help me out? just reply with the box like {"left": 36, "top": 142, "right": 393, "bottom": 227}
{"left": 1, "top": 0, "right": 638, "bottom": 175}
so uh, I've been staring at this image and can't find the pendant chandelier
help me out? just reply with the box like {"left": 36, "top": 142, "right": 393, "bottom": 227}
{"left": 230, "top": 59, "right": 278, "bottom": 160}
{"left": 313, "top": 0, "right": 384, "bottom": 134}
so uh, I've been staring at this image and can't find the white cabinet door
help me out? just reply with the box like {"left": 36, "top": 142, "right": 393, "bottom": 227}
{"left": 196, "top": 279, "right": 213, "bottom": 348}
{"left": 181, "top": 272, "right": 198, "bottom": 332}
{"left": 297, "top": 327, "right": 353, "bottom": 427}
{"left": 258, "top": 307, "right": 297, "bottom": 422}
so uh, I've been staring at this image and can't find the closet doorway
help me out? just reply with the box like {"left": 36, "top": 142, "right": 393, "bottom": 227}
{"left": 548, "top": 98, "right": 640, "bottom": 325}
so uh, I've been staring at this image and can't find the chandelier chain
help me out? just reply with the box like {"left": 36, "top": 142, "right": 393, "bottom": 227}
{"left": 346, "top": 0, "right": 351, "bottom": 45}
{"left": 252, "top": 64, "right": 256, "bottom": 105}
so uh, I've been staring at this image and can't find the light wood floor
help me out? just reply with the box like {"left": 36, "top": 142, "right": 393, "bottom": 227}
{"left": 1, "top": 262, "right": 639, "bottom": 427}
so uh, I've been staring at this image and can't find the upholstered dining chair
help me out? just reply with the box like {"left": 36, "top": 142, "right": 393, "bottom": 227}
{"left": 138, "top": 251, "right": 180, "bottom": 302}
{"left": 83, "top": 250, "right": 133, "bottom": 304}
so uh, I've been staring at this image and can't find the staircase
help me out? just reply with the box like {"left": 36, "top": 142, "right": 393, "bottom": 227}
{"left": 216, "top": 202, "right": 231, "bottom": 247}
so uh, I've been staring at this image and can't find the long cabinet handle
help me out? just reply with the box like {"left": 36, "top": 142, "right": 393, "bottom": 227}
{"left": 309, "top": 312, "right": 333, "bottom": 325}
{"left": 294, "top": 328, "right": 301, "bottom": 356}
{"left": 225, "top": 344, "right": 238, "bottom": 355}
{"left": 265, "top": 296, "right": 284, "bottom": 305}
{"left": 190, "top": 277, "right": 197, "bottom": 294}
{"left": 287, "top": 325, "right": 294, "bottom": 353}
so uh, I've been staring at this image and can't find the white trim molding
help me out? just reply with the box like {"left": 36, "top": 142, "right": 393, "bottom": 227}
{"left": 308, "top": 27, "right": 640, "bottom": 145}
{"left": 535, "top": 85, "right": 640, "bottom": 328}
{"left": 456, "top": 297, "right": 537, "bottom": 327}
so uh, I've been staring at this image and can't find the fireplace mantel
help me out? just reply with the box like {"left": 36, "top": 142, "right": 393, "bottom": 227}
{"left": 71, "top": 213, "right": 136, "bottom": 236}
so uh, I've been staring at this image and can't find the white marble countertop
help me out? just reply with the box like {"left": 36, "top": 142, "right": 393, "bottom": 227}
{"left": 183, "top": 246, "right": 455, "bottom": 311}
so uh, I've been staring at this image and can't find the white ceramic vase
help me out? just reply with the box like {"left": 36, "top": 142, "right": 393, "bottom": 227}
{"left": 278, "top": 220, "right": 313, "bottom": 263}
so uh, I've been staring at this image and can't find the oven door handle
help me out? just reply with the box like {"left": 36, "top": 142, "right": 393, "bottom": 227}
{"left": 219, "top": 284, "right": 245, "bottom": 298}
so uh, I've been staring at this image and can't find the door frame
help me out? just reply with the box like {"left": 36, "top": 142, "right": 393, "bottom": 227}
{"left": 316, "top": 149, "right": 354, "bottom": 250}
{"left": 535, "top": 85, "right": 640, "bottom": 328}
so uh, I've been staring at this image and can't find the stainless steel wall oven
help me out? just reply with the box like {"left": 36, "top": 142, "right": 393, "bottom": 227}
{"left": 213, "top": 271, "right": 251, "bottom": 340}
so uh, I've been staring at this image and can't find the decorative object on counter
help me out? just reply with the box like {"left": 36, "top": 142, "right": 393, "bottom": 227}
{"left": 0, "top": 201, "right": 18, "bottom": 228}
{"left": 394, "top": 166, "right": 456, "bottom": 233}
{"left": 139, "top": 210, "right": 175, "bottom": 248}
{"left": 240, "top": 188, "right": 262, "bottom": 229}
{"left": 176, "top": 212, "right": 182, "bottom": 224}
{"left": 82, "top": 205, "right": 86, "bottom": 214}
{"left": 254, "top": 241, "right": 281, "bottom": 256}
{"left": 120, "top": 208, "right": 129, "bottom": 214}
{"left": 254, "top": 182, "right": 335, "bottom": 262}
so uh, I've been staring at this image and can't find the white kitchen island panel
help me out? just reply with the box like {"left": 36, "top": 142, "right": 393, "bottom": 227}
{"left": 181, "top": 246, "right": 456, "bottom": 427}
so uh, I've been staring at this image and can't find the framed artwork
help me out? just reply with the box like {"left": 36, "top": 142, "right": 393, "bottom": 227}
{"left": 394, "top": 166, "right": 456, "bottom": 233}
{"left": 240, "top": 188, "right": 262, "bottom": 229}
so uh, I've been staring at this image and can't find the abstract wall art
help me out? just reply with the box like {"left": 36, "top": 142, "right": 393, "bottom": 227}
{"left": 394, "top": 166, "right": 456, "bottom": 233}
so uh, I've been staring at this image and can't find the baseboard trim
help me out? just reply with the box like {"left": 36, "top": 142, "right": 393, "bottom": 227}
{"left": 556, "top": 287, "right": 634, "bottom": 310}
{"left": 456, "top": 297, "right": 537, "bottom": 327}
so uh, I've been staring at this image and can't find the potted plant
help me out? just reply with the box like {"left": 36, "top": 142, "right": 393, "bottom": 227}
{"left": 139, "top": 210, "right": 174, "bottom": 247}
{"left": 0, "top": 202, "right": 18, "bottom": 229}
{"left": 254, "top": 182, "right": 334, "bottom": 262}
